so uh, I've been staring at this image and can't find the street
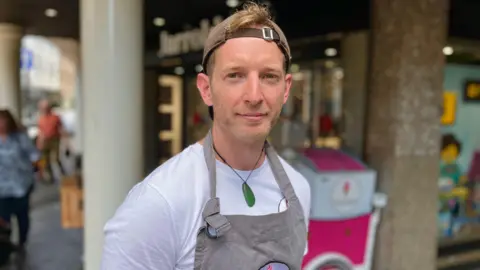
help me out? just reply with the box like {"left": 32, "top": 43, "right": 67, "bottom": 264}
{"left": 2, "top": 182, "right": 83, "bottom": 270}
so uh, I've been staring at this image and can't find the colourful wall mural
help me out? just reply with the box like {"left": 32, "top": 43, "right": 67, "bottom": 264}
{"left": 438, "top": 64, "right": 480, "bottom": 239}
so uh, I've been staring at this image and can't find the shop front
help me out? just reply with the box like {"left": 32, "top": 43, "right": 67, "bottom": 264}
{"left": 438, "top": 63, "right": 480, "bottom": 245}
{"left": 143, "top": 16, "right": 368, "bottom": 172}
{"left": 143, "top": 12, "right": 480, "bottom": 269}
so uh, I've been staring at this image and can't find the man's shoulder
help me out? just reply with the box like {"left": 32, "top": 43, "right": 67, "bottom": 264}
{"left": 146, "top": 143, "right": 204, "bottom": 184}
{"left": 37, "top": 114, "right": 46, "bottom": 123}
{"left": 141, "top": 143, "right": 210, "bottom": 205}
{"left": 37, "top": 113, "right": 60, "bottom": 122}
{"left": 102, "top": 143, "right": 210, "bottom": 269}
{"left": 113, "top": 143, "right": 209, "bottom": 222}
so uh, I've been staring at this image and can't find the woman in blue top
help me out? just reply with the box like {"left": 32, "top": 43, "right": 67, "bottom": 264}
{"left": 0, "top": 109, "right": 40, "bottom": 249}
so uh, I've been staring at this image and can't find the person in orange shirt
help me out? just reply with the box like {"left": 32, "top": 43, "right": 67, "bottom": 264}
{"left": 36, "top": 99, "right": 65, "bottom": 183}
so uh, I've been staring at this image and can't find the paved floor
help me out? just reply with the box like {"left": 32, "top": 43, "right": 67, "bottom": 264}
{"left": 2, "top": 183, "right": 83, "bottom": 270}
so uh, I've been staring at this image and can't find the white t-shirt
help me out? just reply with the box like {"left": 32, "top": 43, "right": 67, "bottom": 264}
{"left": 101, "top": 143, "right": 311, "bottom": 270}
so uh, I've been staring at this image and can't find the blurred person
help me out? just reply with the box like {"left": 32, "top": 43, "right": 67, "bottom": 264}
{"left": 319, "top": 111, "right": 333, "bottom": 136}
{"left": 36, "top": 99, "right": 65, "bottom": 183}
{"left": 101, "top": 2, "right": 311, "bottom": 270}
{"left": 0, "top": 109, "right": 39, "bottom": 250}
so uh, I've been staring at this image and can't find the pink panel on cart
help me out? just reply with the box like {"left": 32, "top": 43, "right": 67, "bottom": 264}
{"left": 302, "top": 214, "right": 371, "bottom": 266}
{"left": 302, "top": 148, "right": 366, "bottom": 171}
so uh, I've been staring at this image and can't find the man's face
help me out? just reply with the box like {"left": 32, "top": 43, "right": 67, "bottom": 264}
{"left": 197, "top": 37, "right": 292, "bottom": 143}
{"left": 38, "top": 100, "right": 50, "bottom": 114}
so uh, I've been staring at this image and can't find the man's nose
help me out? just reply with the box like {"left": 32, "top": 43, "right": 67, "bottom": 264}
{"left": 244, "top": 75, "right": 263, "bottom": 105}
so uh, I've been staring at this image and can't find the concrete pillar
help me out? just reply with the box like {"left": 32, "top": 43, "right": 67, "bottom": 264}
{"left": 341, "top": 31, "right": 369, "bottom": 158}
{"left": 0, "top": 24, "right": 22, "bottom": 119}
{"left": 81, "top": 0, "right": 143, "bottom": 269}
{"left": 366, "top": 0, "right": 449, "bottom": 269}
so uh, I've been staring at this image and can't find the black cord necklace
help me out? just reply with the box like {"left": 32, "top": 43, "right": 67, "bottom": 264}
{"left": 213, "top": 144, "right": 265, "bottom": 207}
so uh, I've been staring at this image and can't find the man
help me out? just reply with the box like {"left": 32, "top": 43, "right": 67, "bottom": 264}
{"left": 37, "top": 99, "right": 64, "bottom": 182}
{"left": 101, "top": 2, "right": 311, "bottom": 269}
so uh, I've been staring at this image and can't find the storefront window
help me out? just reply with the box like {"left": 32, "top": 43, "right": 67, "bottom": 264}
{"left": 438, "top": 64, "right": 480, "bottom": 243}
{"left": 270, "top": 60, "right": 344, "bottom": 150}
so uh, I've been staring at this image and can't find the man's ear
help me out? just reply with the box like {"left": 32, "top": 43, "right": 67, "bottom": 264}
{"left": 197, "top": 73, "right": 213, "bottom": 106}
{"left": 283, "top": 73, "right": 292, "bottom": 104}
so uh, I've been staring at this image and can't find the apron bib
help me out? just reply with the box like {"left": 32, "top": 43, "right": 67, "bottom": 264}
{"left": 194, "top": 130, "right": 307, "bottom": 270}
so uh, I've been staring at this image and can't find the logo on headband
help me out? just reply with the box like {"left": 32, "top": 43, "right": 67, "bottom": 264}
{"left": 259, "top": 262, "right": 289, "bottom": 270}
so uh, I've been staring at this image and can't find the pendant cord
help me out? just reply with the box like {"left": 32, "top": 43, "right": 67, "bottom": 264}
{"left": 212, "top": 143, "right": 265, "bottom": 184}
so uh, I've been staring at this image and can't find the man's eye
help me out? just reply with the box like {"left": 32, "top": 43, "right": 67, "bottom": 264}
{"left": 227, "top": 73, "right": 240, "bottom": 79}
{"left": 262, "top": 74, "right": 280, "bottom": 81}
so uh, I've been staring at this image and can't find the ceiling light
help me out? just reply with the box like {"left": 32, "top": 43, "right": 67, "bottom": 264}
{"left": 325, "top": 48, "right": 337, "bottom": 57}
{"left": 290, "top": 64, "right": 300, "bottom": 73}
{"left": 334, "top": 69, "right": 344, "bottom": 80}
{"left": 153, "top": 17, "right": 166, "bottom": 27}
{"left": 195, "top": 65, "right": 203, "bottom": 73}
{"left": 45, "top": 8, "right": 58, "bottom": 18}
{"left": 443, "top": 46, "right": 454, "bottom": 56}
{"left": 174, "top": 67, "right": 185, "bottom": 75}
{"left": 226, "top": 0, "right": 240, "bottom": 8}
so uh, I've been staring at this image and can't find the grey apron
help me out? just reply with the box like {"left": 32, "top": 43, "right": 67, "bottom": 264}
{"left": 194, "top": 130, "right": 307, "bottom": 270}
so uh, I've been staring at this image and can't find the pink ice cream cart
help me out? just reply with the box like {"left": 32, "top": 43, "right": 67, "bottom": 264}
{"left": 282, "top": 148, "right": 387, "bottom": 270}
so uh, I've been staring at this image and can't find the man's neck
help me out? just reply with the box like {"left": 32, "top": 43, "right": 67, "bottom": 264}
{"left": 211, "top": 124, "right": 266, "bottom": 171}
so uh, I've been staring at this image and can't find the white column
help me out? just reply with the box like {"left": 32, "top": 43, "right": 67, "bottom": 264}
{"left": 341, "top": 31, "right": 369, "bottom": 158}
{"left": 81, "top": 0, "right": 143, "bottom": 269}
{"left": 74, "top": 72, "right": 83, "bottom": 155}
{"left": 0, "top": 24, "right": 22, "bottom": 119}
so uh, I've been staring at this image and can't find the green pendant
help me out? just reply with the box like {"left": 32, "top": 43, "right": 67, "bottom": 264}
{"left": 242, "top": 182, "right": 256, "bottom": 207}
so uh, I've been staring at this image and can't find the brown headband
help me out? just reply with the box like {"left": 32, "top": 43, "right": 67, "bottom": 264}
{"left": 202, "top": 27, "right": 291, "bottom": 74}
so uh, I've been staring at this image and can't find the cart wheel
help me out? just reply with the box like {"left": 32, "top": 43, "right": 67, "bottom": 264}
{"left": 316, "top": 260, "right": 352, "bottom": 270}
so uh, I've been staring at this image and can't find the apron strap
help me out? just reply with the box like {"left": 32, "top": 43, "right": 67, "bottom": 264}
{"left": 202, "top": 198, "right": 231, "bottom": 238}
{"left": 202, "top": 130, "right": 231, "bottom": 238}
{"left": 203, "top": 129, "right": 217, "bottom": 198}
{"left": 264, "top": 142, "right": 298, "bottom": 203}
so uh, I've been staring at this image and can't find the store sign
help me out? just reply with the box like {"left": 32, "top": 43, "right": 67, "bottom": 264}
{"left": 20, "top": 48, "right": 34, "bottom": 70}
{"left": 158, "top": 16, "right": 223, "bottom": 57}
{"left": 464, "top": 80, "right": 480, "bottom": 102}
{"left": 20, "top": 35, "right": 61, "bottom": 92}
{"left": 441, "top": 92, "right": 456, "bottom": 125}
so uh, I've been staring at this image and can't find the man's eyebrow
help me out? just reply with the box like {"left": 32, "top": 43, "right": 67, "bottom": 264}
{"left": 221, "top": 65, "right": 245, "bottom": 71}
{"left": 220, "top": 65, "right": 283, "bottom": 73}
{"left": 261, "top": 66, "right": 283, "bottom": 73}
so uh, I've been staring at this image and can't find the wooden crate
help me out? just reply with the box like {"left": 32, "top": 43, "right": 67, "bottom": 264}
{"left": 60, "top": 176, "right": 84, "bottom": 229}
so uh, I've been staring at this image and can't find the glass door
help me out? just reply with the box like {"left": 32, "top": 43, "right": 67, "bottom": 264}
{"left": 312, "top": 59, "right": 343, "bottom": 149}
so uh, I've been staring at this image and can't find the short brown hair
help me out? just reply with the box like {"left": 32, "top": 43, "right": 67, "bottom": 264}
{"left": 227, "top": 1, "right": 274, "bottom": 33}
{"left": 0, "top": 109, "right": 20, "bottom": 134}
{"left": 206, "top": 1, "right": 285, "bottom": 75}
